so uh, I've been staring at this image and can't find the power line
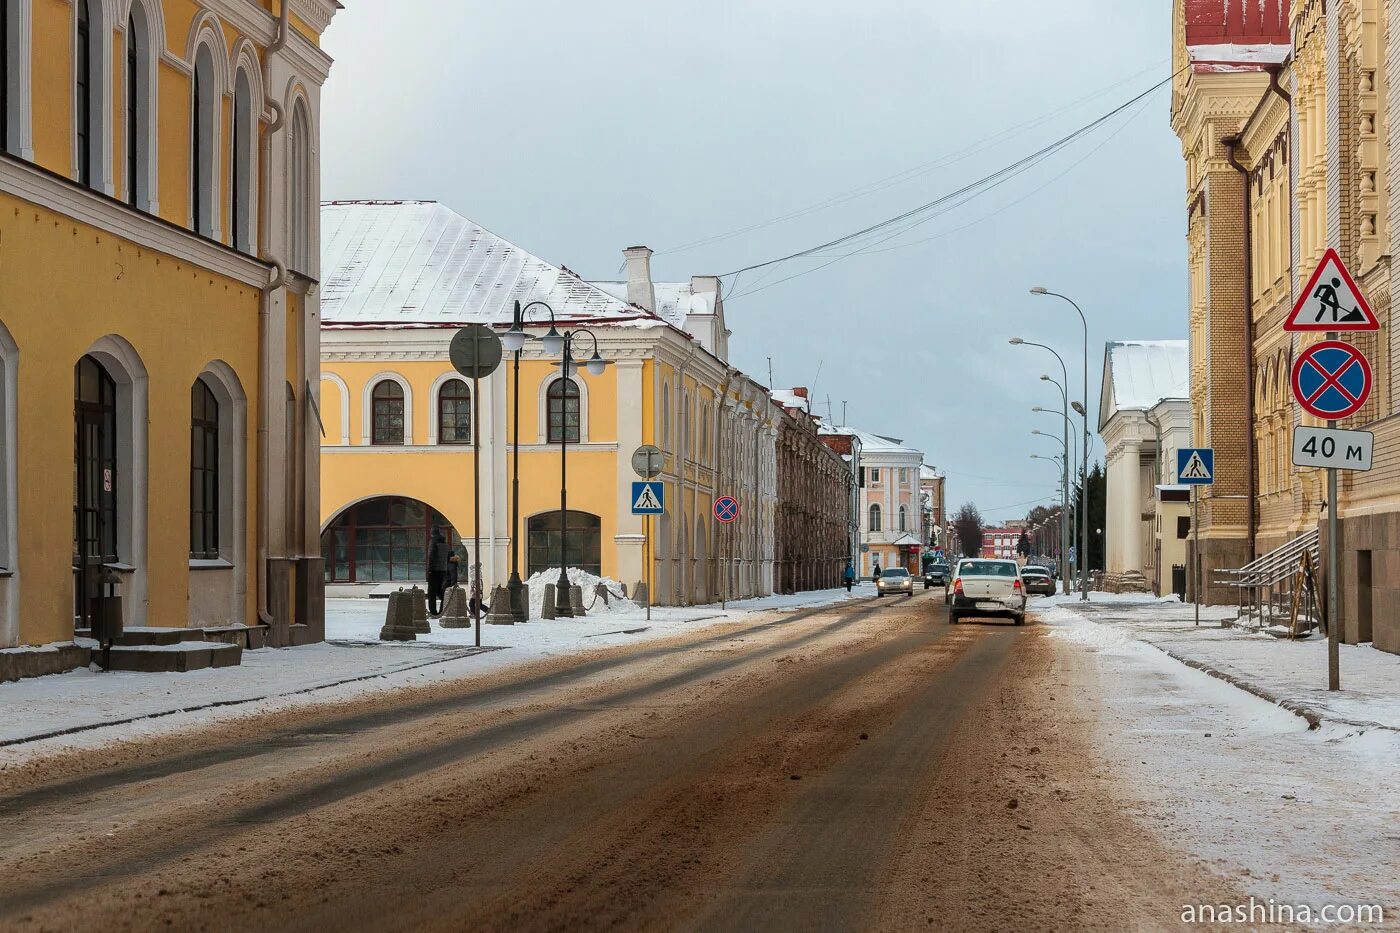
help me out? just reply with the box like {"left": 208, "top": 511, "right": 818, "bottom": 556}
{"left": 718, "top": 71, "right": 1179, "bottom": 284}
{"left": 654, "top": 60, "right": 1168, "bottom": 259}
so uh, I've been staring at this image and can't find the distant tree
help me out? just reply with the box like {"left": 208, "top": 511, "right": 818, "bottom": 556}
{"left": 1071, "top": 463, "right": 1108, "bottom": 570}
{"left": 953, "top": 503, "right": 984, "bottom": 558}
{"left": 1016, "top": 531, "right": 1031, "bottom": 558}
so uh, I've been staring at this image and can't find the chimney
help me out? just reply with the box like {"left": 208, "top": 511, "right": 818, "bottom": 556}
{"left": 623, "top": 246, "right": 656, "bottom": 313}
{"left": 792, "top": 387, "right": 809, "bottom": 399}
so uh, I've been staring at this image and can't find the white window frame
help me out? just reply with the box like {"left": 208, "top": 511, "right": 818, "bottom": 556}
{"left": 361, "top": 372, "right": 413, "bottom": 446}
{"left": 72, "top": 0, "right": 114, "bottom": 193}
{"left": 318, "top": 372, "right": 350, "bottom": 446}
{"left": 538, "top": 374, "right": 588, "bottom": 444}
{"left": 4, "top": 0, "right": 33, "bottom": 159}
{"left": 428, "top": 371, "right": 473, "bottom": 446}
{"left": 187, "top": 33, "right": 224, "bottom": 238}
{"left": 121, "top": 0, "right": 161, "bottom": 212}
{"left": 229, "top": 50, "right": 261, "bottom": 253}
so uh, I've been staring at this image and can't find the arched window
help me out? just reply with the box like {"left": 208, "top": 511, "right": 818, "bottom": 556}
{"left": 190, "top": 378, "right": 219, "bottom": 558}
{"left": 660, "top": 381, "right": 670, "bottom": 448}
{"left": 1, "top": 2, "right": 10, "bottom": 153}
{"left": 546, "top": 377, "right": 580, "bottom": 444}
{"left": 437, "top": 378, "right": 471, "bottom": 445}
{"left": 868, "top": 503, "right": 882, "bottom": 532}
{"left": 231, "top": 67, "right": 254, "bottom": 251}
{"left": 526, "top": 510, "right": 602, "bottom": 578}
{"left": 74, "top": 0, "right": 93, "bottom": 187}
{"left": 371, "top": 380, "right": 405, "bottom": 446}
{"left": 898, "top": 505, "right": 908, "bottom": 532}
{"left": 288, "top": 99, "right": 313, "bottom": 271}
{"left": 124, "top": 15, "right": 138, "bottom": 206}
{"left": 74, "top": 355, "right": 117, "bottom": 565}
{"left": 190, "top": 42, "right": 217, "bottom": 236}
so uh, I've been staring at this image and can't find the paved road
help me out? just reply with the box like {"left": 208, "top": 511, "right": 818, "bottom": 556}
{"left": 0, "top": 593, "right": 1245, "bottom": 931}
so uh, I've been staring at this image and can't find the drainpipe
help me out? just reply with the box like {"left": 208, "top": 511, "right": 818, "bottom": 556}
{"left": 713, "top": 368, "right": 735, "bottom": 606}
{"left": 255, "top": 1, "right": 291, "bottom": 636}
{"left": 1224, "top": 133, "right": 1258, "bottom": 561}
{"left": 674, "top": 340, "right": 699, "bottom": 604}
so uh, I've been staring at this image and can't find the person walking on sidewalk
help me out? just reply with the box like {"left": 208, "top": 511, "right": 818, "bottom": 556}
{"left": 427, "top": 529, "right": 451, "bottom": 616}
{"left": 843, "top": 563, "right": 855, "bottom": 593}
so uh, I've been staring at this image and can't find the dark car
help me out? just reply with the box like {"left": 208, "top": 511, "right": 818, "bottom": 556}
{"left": 1019, "top": 566, "right": 1057, "bottom": 596}
{"left": 923, "top": 562, "right": 951, "bottom": 589}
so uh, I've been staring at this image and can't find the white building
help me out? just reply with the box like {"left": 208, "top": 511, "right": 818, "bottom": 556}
{"left": 843, "top": 428, "right": 925, "bottom": 578}
{"left": 1099, "top": 341, "right": 1191, "bottom": 594}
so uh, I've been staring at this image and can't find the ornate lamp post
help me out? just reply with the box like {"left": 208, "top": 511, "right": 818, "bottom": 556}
{"left": 500, "top": 311, "right": 608, "bottom": 618}
{"left": 497, "top": 301, "right": 562, "bottom": 622}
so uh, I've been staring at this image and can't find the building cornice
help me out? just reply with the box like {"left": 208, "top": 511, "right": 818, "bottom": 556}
{"left": 0, "top": 152, "right": 271, "bottom": 288}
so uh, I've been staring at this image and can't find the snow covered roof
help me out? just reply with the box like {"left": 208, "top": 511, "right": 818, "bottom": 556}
{"left": 817, "top": 422, "right": 922, "bottom": 458}
{"left": 320, "top": 201, "right": 663, "bottom": 328}
{"left": 920, "top": 465, "right": 943, "bottom": 481}
{"left": 589, "top": 280, "right": 701, "bottom": 331}
{"left": 1100, "top": 340, "right": 1190, "bottom": 430}
{"left": 770, "top": 389, "right": 810, "bottom": 412}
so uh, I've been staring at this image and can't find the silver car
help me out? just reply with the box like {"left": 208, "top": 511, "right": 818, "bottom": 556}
{"left": 876, "top": 567, "right": 914, "bottom": 597}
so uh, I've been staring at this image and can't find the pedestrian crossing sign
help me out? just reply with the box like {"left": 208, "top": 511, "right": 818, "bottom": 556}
{"left": 1176, "top": 448, "right": 1215, "bottom": 485}
{"left": 631, "top": 481, "right": 664, "bottom": 515}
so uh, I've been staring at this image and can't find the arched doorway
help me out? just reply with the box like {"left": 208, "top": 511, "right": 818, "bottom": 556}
{"left": 527, "top": 510, "right": 601, "bottom": 579}
{"left": 320, "top": 496, "right": 462, "bottom": 583}
{"left": 74, "top": 355, "right": 117, "bottom": 626}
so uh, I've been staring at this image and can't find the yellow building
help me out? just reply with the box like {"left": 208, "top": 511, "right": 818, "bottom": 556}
{"left": 318, "top": 201, "right": 777, "bottom": 607}
{"left": 0, "top": 0, "right": 337, "bottom": 679}
{"left": 1173, "top": 0, "right": 1400, "bottom": 653}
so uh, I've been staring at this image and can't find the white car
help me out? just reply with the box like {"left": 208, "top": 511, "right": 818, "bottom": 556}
{"left": 875, "top": 567, "right": 914, "bottom": 597}
{"left": 948, "top": 559, "right": 1026, "bottom": 625}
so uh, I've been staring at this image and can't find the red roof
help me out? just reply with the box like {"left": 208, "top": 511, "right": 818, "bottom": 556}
{"left": 1184, "top": 0, "right": 1289, "bottom": 47}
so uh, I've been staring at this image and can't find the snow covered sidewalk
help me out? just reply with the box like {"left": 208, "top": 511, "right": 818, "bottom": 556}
{"left": 1033, "top": 593, "right": 1400, "bottom": 733}
{"left": 0, "top": 586, "right": 868, "bottom": 755}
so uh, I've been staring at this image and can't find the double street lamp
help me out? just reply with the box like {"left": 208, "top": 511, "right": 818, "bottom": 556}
{"left": 499, "top": 305, "right": 610, "bottom": 619}
{"left": 1012, "top": 335, "right": 1077, "bottom": 595}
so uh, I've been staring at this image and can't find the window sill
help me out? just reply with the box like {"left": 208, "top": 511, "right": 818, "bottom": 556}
{"left": 189, "top": 558, "right": 234, "bottom": 571}
{"left": 0, "top": 568, "right": 12, "bottom": 578}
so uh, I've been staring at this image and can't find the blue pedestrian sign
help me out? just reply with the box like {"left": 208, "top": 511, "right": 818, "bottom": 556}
{"left": 631, "top": 481, "right": 664, "bottom": 515}
{"left": 1177, "top": 448, "right": 1215, "bottom": 485}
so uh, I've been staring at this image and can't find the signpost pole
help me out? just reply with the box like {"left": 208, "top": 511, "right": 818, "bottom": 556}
{"left": 1327, "top": 331, "right": 1340, "bottom": 691}
{"left": 472, "top": 372, "right": 482, "bottom": 648}
{"left": 646, "top": 514, "right": 652, "bottom": 622}
{"left": 1193, "top": 485, "right": 1200, "bottom": 628}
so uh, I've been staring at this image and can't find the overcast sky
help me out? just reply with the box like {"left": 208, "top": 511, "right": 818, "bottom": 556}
{"left": 321, "top": 1, "right": 1183, "bottom": 524}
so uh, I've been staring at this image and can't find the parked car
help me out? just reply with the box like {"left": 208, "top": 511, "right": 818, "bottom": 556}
{"left": 876, "top": 567, "right": 914, "bottom": 597}
{"left": 949, "top": 559, "right": 1026, "bottom": 625}
{"left": 1019, "top": 566, "right": 1056, "bottom": 596}
{"left": 923, "top": 562, "right": 951, "bottom": 589}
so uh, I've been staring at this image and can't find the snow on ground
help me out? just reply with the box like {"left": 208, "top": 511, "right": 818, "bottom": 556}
{"left": 1036, "top": 594, "right": 1400, "bottom": 915}
{"left": 0, "top": 585, "right": 868, "bottom": 760}
{"left": 1033, "top": 593, "right": 1400, "bottom": 732}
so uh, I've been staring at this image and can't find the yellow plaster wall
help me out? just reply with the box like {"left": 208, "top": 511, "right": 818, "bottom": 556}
{"left": 32, "top": 0, "right": 74, "bottom": 175}
{"left": 1, "top": 193, "right": 262, "bottom": 644}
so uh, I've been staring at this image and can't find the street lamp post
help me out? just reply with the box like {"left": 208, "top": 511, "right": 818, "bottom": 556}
{"left": 1031, "top": 427, "right": 1069, "bottom": 578}
{"left": 1012, "top": 337, "right": 1075, "bottom": 594}
{"left": 1031, "top": 287, "right": 1090, "bottom": 601}
{"left": 500, "top": 311, "right": 609, "bottom": 619}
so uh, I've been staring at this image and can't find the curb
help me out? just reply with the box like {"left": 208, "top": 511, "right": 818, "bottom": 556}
{"left": 1153, "top": 649, "right": 1323, "bottom": 730}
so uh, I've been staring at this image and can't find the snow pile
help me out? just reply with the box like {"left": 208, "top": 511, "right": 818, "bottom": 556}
{"left": 523, "top": 567, "right": 638, "bottom": 617}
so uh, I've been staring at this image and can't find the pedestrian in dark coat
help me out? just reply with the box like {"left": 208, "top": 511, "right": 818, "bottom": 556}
{"left": 426, "top": 529, "right": 451, "bottom": 616}
{"left": 447, "top": 552, "right": 460, "bottom": 589}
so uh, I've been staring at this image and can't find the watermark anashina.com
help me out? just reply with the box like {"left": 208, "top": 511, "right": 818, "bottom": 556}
{"left": 1181, "top": 898, "right": 1384, "bottom": 925}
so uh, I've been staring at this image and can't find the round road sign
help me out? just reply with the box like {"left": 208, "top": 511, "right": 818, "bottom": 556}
{"left": 713, "top": 495, "right": 740, "bottom": 524}
{"left": 449, "top": 324, "right": 503, "bottom": 379}
{"left": 631, "top": 444, "right": 664, "bottom": 479}
{"left": 1291, "top": 340, "right": 1372, "bottom": 420}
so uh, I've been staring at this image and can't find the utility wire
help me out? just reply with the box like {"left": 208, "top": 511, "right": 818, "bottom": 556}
{"left": 654, "top": 60, "right": 1168, "bottom": 259}
{"left": 719, "top": 71, "right": 1179, "bottom": 283}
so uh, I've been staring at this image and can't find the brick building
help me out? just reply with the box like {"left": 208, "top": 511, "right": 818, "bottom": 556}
{"left": 772, "top": 389, "right": 856, "bottom": 592}
{"left": 1172, "top": 0, "right": 1400, "bottom": 653}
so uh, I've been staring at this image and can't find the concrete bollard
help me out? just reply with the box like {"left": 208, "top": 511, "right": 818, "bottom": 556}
{"left": 379, "top": 590, "right": 418, "bottom": 641}
{"left": 438, "top": 585, "right": 472, "bottom": 628}
{"left": 593, "top": 583, "right": 611, "bottom": 608}
{"left": 632, "top": 581, "right": 649, "bottom": 608}
{"left": 542, "top": 584, "right": 557, "bottom": 620}
{"left": 485, "top": 585, "right": 515, "bottom": 625}
{"left": 569, "top": 585, "right": 586, "bottom": 617}
{"left": 409, "top": 585, "right": 430, "bottom": 633}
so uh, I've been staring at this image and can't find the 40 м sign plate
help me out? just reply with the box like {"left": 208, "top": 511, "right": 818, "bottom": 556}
{"left": 1293, "top": 427, "right": 1374, "bottom": 472}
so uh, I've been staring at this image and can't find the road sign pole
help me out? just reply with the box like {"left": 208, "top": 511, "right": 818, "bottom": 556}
{"left": 646, "top": 514, "right": 652, "bottom": 622}
{"left": 1192, "top": 485, "right": 1200, "bottom": 627}
{"left": 1328, "top": 331, "right": 1340, "bottom": 691}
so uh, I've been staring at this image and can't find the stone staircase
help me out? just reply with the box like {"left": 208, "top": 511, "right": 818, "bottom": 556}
{"left": 74, "top": 622, "right": 315, "bottom": 673}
